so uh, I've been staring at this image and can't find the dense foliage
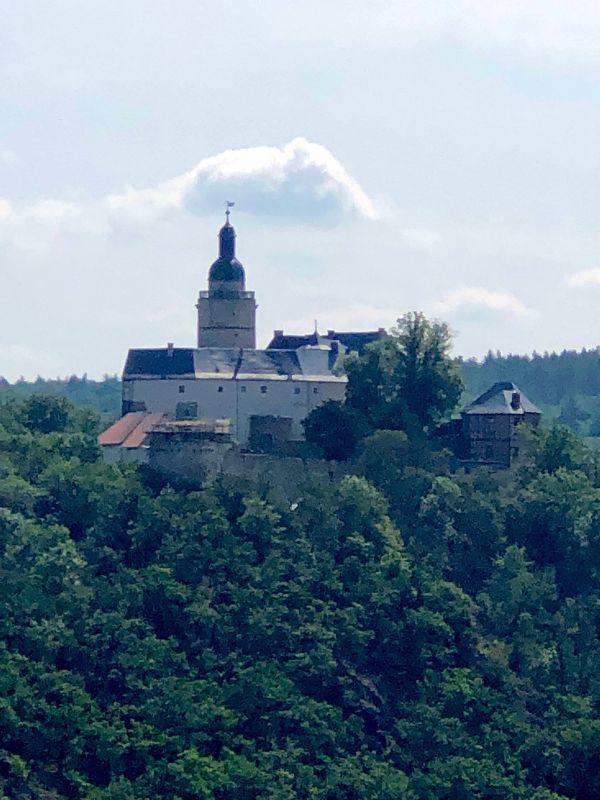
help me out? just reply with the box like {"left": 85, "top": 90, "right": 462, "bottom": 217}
{"left": 1, "top": 395, "right": 600, "bottom": 799}
{"left": 305, "top": 314, "right": 464, "bottom": 458}
{"left": 460, "top": 348, "right": 600, "bottom": 405}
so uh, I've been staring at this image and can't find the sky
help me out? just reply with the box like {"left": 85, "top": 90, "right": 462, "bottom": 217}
{"left": 1, "top": 0, "right": 600, "bottom": 380}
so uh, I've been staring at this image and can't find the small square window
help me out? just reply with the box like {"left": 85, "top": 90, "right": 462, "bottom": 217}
{"left": 294, "top": 387, "right": 301, "bottom": 395}
{"left": 240, "top": 385, "right": 247, "bottom": 393}
{"left": 218, "top": 386, "right": 224, "bottom": 393}
{"left": 313, "top": 387, "right": 319, "bottom": 394}
{"left": 260, "top": 386, "right": 268, "bottom": 394}
{"left": 178, "top": 385, "right": 185, "bottom": 394}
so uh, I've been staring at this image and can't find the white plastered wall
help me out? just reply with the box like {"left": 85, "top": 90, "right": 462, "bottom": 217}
{"left": 124, "top": 376, "right": 346, "bottom": 444}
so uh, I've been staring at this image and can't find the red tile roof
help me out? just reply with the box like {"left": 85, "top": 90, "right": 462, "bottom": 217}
{"left": 123, "top": 412, "right": 165, "bottom": 448}
{"left": 98, "top": 412, "right": 166, "bottom": 449}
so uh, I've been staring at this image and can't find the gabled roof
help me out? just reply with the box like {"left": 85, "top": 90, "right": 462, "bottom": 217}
{"left": 463, "top": 382, "right": 541, "bottom": 416}
{"left": 193, "top": 348, "right": 240, "bottom": 378}
{"left": 236, "top": 349, "right": 301, "bottom": 379}
{"left": 123, "top": 346, "right": 343, "bottom": 381}
{"left": 98, "top": 412, "right": 166, "bottom": 448}
{"left": 267, "top": 330, "right": 386, "bottom": 354}
{"left": 124, "top": 348, "right": 195, "bottom": 379}
{"left": 267, "top": 333, "right": 319, "bottom": 350}
{"left": 328, "top": 331, "right": 385, "bottom": 353}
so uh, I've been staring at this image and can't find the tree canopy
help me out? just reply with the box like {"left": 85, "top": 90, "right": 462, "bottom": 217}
{"left": 0, "top": 395, "right": 599, "bottom": 798}
{"left": 305, "top": 312, "right": 464, "bottom": 460}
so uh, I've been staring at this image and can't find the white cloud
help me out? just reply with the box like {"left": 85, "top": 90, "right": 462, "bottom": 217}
{"left": 567, "top": 268, "right": 600, "bottom": 287}
{"left": 110, "top": 137, "right": 377, "bottom": 225}
{"left": 0, "top": 138, "right": 376, "bottom": 252}
{"left": 433, "top": 286, "right": 533, "bottom": 317}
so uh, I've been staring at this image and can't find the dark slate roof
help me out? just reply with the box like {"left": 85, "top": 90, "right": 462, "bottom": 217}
{"left": 267, "top": 330, "right": 385, "bottom": 353}
{"left": 267, "top": 333, "right": 319, "bottom": 350}
{"left": 123, "top": 348, "right": 196, "bottom": 378}
{"left": 237, "top": 349, "right": 301, "bottom": 378}
{"left": 329, "top": 331, "right": 385, "bottom": 353}
{"left": 463, "top": 382, "right": 542, "bottom": 416}
{"left": 124, "top": 346, "right": 342, "bottom": 380}
{"left": 193, "top": 348, "right": 240, "bottom": 378}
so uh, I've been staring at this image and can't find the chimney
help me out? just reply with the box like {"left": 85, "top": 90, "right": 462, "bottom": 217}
{"left": 273, "top": 329, "right": 283, "bottom": 338}
{"left": 167, "top": 342, "right": 174, "bottom": 357}
{"left": 511, "top": 391, "right": 521, "bottom": 410}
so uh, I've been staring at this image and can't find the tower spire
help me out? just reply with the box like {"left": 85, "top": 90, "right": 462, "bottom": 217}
{"left": 198, "top": 203, "right": 256, "bottom": 348}
{"left": 219, "top": 202, "right": 236, "bottom": 259}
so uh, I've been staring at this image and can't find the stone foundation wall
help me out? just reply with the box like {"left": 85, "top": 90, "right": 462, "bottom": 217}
{"left": 147, "top": 431, "right": 343, "bottom": 493}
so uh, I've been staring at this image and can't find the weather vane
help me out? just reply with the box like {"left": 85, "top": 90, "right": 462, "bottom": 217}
{"left": 225, "top": 200, "right": 235, "bottom": 221}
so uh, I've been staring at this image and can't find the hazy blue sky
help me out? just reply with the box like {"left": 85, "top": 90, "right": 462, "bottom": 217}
{"left": 1, "top": 0, "right": 600, "bottom": 379}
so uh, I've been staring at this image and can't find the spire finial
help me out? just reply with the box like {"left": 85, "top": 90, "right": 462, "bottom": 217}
{"left": 225, "top": 200, "right": 235, "bottom": 223}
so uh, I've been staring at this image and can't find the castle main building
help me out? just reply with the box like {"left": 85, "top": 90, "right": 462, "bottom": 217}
{"left": 106, "top": 212, "right": 382, "bottom": 455}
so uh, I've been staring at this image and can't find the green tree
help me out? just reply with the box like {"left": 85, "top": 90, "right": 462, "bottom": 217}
{"left": 346, "top": 312, "right": 463, "bottom": 432}
{"left": 22, "top": 394, "right": 71, "bottom": 433}
{"left": 302, "top": 399, "right": 370, "bottom": 460}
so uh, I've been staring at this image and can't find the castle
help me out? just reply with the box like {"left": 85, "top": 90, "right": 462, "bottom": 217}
{"left": 99, "top": 211, "right": 541, "bottom": 473}
{"left": 101, "top": 210, "right": 383, "bottom": 460}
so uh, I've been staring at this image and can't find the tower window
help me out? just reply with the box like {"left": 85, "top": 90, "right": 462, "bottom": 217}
{"left": 241, "top": 385, "right": 247, "bottom": 393}
{"left": 294, "top": 387, "right": 301, "bottom": 395}
{"left": 178, "top": 385, "right": 185, "bottom": 394}
{"left": 260, "top": 386, "right": 268, "bottom": 394}
{"left": 313, "top": 387, "right": 319, "bottom": 394}
{"left": 217, "top": 386, "right": 224, "bottom": 393}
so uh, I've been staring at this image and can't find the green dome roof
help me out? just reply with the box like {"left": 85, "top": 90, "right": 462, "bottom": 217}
{"left": 209, "top": 255, "right": 245, "bottom": 282}
{"left": 208, "top": 219, "right": 245, "bottom": 283}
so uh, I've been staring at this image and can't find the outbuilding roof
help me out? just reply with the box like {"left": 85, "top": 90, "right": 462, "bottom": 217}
{"left": 463, "top": 382, "right": 541, "bottom": 416}
{"left": 98, "top": 411, "right": 166, "bottom": 448}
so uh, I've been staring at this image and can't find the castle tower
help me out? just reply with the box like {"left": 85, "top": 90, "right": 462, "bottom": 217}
{"left": 196, "top": 209, "right": 257, "bottom": 348}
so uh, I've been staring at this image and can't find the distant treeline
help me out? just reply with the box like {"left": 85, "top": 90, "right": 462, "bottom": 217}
{"left": 0, "top": 374, "right": 121, "bottom": 418}
{"left": 460, "top": 347, "right": 600, "bottom": 404}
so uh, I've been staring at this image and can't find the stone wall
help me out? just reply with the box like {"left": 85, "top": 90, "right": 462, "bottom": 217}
{"left": 147, "top": 429, "right": 344, "bottom": 494}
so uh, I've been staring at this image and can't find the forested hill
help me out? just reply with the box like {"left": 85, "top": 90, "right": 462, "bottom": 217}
{"left": 460, "top": 348, "right": 600, "bottom": 436}
{"left": 1, "top": 393, "right": 600, "bottom": 798}
{"left": 0, "top": 375, "right": 121, "bottom": 418}
{"left": 459, "top": 347, "right": 600, "bottom": 400}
